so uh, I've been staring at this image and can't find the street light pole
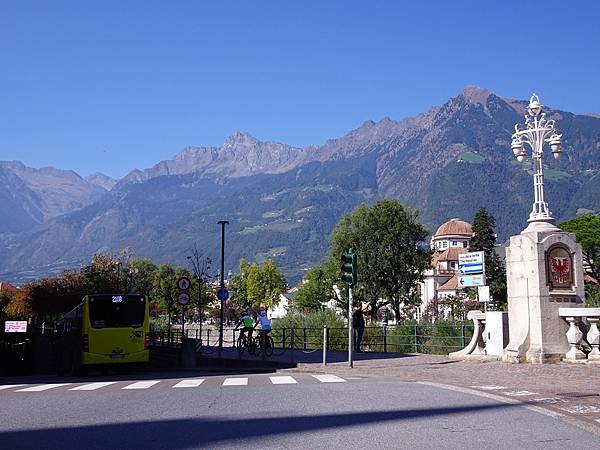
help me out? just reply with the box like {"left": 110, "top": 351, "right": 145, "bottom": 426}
{"left": 217, "top": 220, "right": 229, "bottom": 359}
{"left": 510, "top": 94, "right": 563, "bottom": 231}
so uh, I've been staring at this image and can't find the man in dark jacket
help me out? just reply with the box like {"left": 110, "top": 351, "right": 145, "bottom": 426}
{"left": 352, "top": 305, "right": 365, "bottom": 352}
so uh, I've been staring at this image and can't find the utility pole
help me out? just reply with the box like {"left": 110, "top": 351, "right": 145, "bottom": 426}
{"left": 217, "top": 220, "right": 229, "bottom": 359}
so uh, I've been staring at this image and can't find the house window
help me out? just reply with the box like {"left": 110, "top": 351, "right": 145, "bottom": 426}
{"left": 452, "top": 241, "right": 458, "bottom": 246}
{"left": 442, "top": 241, "right": 447, "bottom": 248}
{"left": 463, "top": 241, "right": 468, "bottom": 248}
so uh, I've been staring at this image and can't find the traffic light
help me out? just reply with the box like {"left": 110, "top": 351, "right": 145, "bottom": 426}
{"left": 340, "top": 249, "right": 357, "bottom": 286}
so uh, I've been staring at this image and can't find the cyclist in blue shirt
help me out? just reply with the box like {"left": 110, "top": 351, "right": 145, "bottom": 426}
{"left": 255, "top": 308, "right": 272, "bottom": 349}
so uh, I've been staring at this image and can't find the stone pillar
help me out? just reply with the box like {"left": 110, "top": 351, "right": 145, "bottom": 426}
{"left": 503, "top": 222, "right": 585, "bottom": 363}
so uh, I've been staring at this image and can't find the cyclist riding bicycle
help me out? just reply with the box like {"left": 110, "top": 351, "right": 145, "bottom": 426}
{"left": 235, "top": 308, "right": 255, "bottom": 344}
{"left": 256, "top": 308, "right": 271, "bottom": 334}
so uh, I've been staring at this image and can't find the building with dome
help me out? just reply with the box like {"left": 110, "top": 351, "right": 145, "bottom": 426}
{"left": 417, "top": 218, "right": 473, "bottom": 320}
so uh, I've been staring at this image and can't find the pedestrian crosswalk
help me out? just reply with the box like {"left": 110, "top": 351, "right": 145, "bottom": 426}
{"left": 0, "top": 374, "right": 350, "bottom": 394}
{"left": 121, "top": 380, "right": 161, "bottom": 390}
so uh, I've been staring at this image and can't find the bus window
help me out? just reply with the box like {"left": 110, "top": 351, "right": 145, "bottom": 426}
{"left": 89, "top": 296, "right": 146, "bottom": 328}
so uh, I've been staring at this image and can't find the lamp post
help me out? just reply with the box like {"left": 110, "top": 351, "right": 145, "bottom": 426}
{"left": 510, "top": 93, "right": 563, "bottom": 230}
{"left": 217, "top": 220, "right": 229, "bottom": 359}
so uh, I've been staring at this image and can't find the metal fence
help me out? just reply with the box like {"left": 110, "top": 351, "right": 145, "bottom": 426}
{"left": 151, "top": 322, "right": 473, "bottom": 356}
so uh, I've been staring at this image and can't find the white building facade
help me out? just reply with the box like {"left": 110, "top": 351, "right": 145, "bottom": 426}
{"left": 417, "top": 218, "right": 473, "bottom": 320}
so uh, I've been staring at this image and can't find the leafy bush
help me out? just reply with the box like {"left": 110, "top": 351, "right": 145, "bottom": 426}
{"left": 272, "top": 310, "right": 345, "bottom": 349}
{"left": 150, "top": 315, "right": 170, "bottom": 332}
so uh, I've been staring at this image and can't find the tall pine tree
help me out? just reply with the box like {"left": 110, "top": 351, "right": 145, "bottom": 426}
{"left": 470, "top": 207, "right": 507, "bottom": 310}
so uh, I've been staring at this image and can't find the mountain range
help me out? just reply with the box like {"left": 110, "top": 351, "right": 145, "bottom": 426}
{"left": 2, "top": 86, "right": 600, "bottom": 285}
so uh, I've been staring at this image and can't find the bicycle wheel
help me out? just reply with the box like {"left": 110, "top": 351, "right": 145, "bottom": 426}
{"left": 248, "top": 335, "right": 257, "bottom": 355}
{"left": 265, "top": 336, "right": 274, "bottom": 357}
{"left": 237, "top": 335, "right": 245, "bottom": 355}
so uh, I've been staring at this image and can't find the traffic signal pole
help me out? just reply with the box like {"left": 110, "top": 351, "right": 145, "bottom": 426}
{"left": 348, "top": 286, "right": 353, "bottom": 368}
{"left": 340, "top": 248, "right": 356, "bottom": 368}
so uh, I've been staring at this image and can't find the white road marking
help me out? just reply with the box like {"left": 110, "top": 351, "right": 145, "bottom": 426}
{"left": 269, "top": 376, "right": 298, "bottom": 385}
{"left": 16, "top": 383, "right": 71, "bottom": 392}
{"left": 502, "top": 390, "right": 539, "bottom": 397}
{"left": 122, "top": 380, "right": 160, "bottom": 390}
{"left": 173, "top": 379, "right": 205, "bottom": 388}
{"left": 533, "top": 397, "right": 568, "bottom": 405}
{"left": 69, "top": 382, "right": 117, "bottom": 391}
{"left": 0, "top": 384, "right": 25, "bottom": 391}
{"left": 312, "top": 374, "right": 346, "bottom": 383}
{"left": 560, "top": 405, "right": 600, "bottom": 415}
{"left": 222, "top": 378, "right": 248, "bottom": 386}
{"left": 471, "top": 385, "right": 507, "bottom": 391}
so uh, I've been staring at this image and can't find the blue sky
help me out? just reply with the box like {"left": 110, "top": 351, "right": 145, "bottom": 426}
{"left": 1, "top": 1, "right": 598, "bottom": 178}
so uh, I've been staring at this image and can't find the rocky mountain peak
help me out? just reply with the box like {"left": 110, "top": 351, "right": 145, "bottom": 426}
{"left": 85, "top": 172, "right": 117, "bottom": 191}
{"left": 224, "top": 131, "right": 259, "bottom": 147}
{"left": 459, "top": 85, "right": 493, "bottom": 106}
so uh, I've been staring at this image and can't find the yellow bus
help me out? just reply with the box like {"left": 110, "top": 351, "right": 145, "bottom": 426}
{"left": 58, "top": 294, "right": 149, "bottom": 373}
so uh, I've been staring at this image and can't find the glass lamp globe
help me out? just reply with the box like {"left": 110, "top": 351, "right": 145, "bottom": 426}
{"left": 511, "top": 138, "right": 523, "bottom": 156}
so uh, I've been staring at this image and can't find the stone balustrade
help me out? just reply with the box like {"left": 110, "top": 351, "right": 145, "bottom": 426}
{"left": 448, "top": 310, "right": 487, "bottom": 360}
{"left": 558, "top": 307, "right": 600, "bottom": 363}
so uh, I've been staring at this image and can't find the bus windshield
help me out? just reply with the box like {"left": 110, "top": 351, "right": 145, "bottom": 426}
{"left": 88, "top": 295, "right": 146, "bottom": 329}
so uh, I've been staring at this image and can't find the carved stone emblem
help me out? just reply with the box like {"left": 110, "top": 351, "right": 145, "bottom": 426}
{"left": 546, "top": 246, "right": 573, "bottom": 289}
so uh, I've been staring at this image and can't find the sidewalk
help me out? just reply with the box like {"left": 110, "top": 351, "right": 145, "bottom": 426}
{"left": 283, "top": 351, "right": 600, "bottom": 434}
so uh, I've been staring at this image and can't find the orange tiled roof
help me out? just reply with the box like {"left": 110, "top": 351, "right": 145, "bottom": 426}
{"left": 434, "top": 219, "right": 472, "bottom": 237}
{"left": 438, "top": 273, "right": 460, "bottom": 291}
{"left": 431, "top": 247, "right": 469, "bottom": 268}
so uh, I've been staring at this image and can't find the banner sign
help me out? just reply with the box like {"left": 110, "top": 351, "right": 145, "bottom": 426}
{"left": 4, "top": 321, "right": 28, "bottom": 333}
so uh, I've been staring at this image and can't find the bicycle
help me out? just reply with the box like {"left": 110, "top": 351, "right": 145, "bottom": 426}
{"left": 237, "top": 330, "right": 256, "bottom": 355}
{"left": 254, "top": 330, "right": 274, "bottom": 357}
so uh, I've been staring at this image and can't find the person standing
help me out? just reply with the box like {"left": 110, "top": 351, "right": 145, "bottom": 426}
{"left": 352, "top": 304, "right": 365, "bottom": 352}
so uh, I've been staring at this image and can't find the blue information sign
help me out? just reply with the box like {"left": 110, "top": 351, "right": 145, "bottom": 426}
{"left": 217, "top": 287, "right": 229, "bottom": 301}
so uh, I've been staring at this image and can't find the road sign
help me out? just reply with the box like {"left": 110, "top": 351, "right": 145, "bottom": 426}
{"left": 459, "top": 251, "right": 485, "bottom": 275}
{"left": 458, "top": 274, "right": 486, "bottom": 288}
{"left": 177, "top": 292, "right": 190, "bottom": 305}
{"left": 177, "top": 277, "right": 191, "bottom": 291}
{"left": 217, "top": 287, "right": 229, "bottom": 301}
{"left": 478, "top": 285, "right": 490, "bottom": 302}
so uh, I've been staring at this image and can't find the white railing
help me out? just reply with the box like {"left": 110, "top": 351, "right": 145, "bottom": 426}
{"left": 558, "top": 308, "right": 600, "bottom": 362}
{"left": 448, "top": 310, "right": 487, "bottom": 359}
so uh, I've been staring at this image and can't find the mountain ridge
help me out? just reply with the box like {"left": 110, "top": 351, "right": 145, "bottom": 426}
{"left": 2, "top": 86, "right": 600, "bottom": 285}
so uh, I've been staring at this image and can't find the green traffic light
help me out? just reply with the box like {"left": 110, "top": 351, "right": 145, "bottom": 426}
{"left": 340, "top": 250, "right": 357, "bottom": 285}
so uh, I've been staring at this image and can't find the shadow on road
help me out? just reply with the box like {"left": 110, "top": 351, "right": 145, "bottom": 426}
{"left": 0, "top": 402, "right": 517, "bottom": 449}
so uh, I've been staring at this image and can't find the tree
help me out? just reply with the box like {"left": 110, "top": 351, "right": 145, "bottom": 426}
{"left": 229, "top": 259, "right": 251, "bottom": 311}
{"left": 559, "top": 214, "right": 600, "bottom": 307}
{"left": 125, "top": 258, "right": 157, "bottom": 296}
{"left": 151, "top": 264, "right": 177, "bottom": 331}
{"left": 559, "top": 215, "right": 600, "bottom": 283}
{"left": 470, "top": 207, "right": 507, "bottom": 310}
{"left": 230, "top": 259, "right": 287, "bottom": 312}
{"left": 295, "top": 265, "right": 332, "bottom": 311}
{"left": 186, "top": 245, "right": 214, "bottom": 322}
{"left": 329, "top": 200, "right": 430, "bottom": 321}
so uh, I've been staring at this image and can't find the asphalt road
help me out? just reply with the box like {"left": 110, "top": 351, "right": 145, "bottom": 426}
{"left": 0, "top": 370, "right": 597, "bottom": 449}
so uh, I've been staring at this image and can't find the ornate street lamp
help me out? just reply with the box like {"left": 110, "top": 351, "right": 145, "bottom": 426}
{"left": 511, "top": 94, "right": 563, "bottom": 229}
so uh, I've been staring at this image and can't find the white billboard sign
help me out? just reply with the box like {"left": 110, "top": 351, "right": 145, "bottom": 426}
{"left": 4, "top": 321, "right": 28, "bottom": 333}
{"left": 478, "top": 285, "right": 490, "bottom": 303}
